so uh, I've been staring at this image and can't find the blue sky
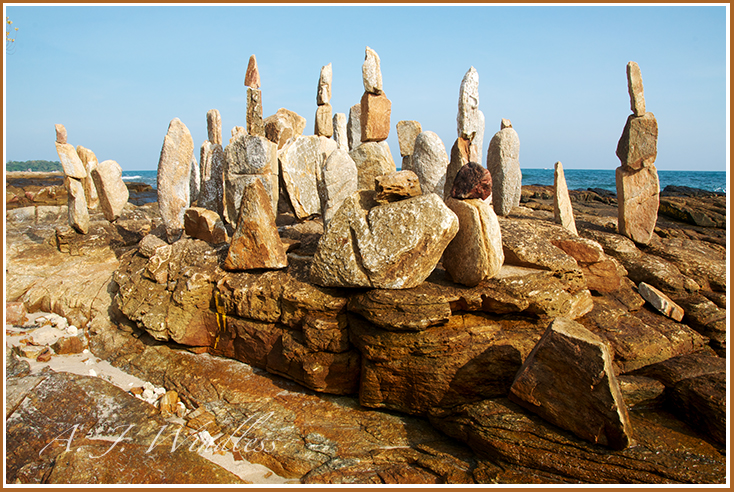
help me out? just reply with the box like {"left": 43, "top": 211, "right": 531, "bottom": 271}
{"left": 3, "top": 4, "right": 728, "bottom": 172}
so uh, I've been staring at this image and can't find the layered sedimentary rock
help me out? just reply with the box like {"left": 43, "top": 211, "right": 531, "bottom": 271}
{"left": 553, "top": 161, "right": 578, "bottom": 235}
{"left": 411, "top": 131, "right": 449, "bottom": 197}
{"left": 157, "top": 118, "right": 194, "bottom": 240}
{"left": 486, "top": 120, "right": 521, "bottom": 216}
{"left": 224, "top": 133, "right": 279, "bottom": 223}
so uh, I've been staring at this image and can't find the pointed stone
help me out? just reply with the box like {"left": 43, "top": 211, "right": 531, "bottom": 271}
{"left": 54, "top": 124, "right": 67, "bottom": 144}
{"left": 347, "top": 103, "right": 362, "bottom": 151}
{"left": 638, "top": 282, "right": 684, "bottom": 322}
{"left": 279, "top": 135, "right": 322, "bottom": 219}
{"left": 616, "top": 163, "right": 660, "bottom": 245}
{"left": 157, "top": 118, "right": 194, "bottom": 239}
{"left": 501, "top": 118, "right": 512, "bottom": 129}
{"left": 244, "top": 54, "right": 260, "bottom": 89}
{"left": 509, "top": 317, "right": 634, "bottom": 450}
{"left": 317, "top": 63, "right": 332, "bottom": 105}
{"left": 616, "top": 112, "right": 658, "bottom": 171}
{"left": 184, "top": 207, "right": 228, "bottom": 244}
{"left": 374, "top": 170, "right": 422, "bottom": 204}
{"left": 247, "top": 88, "right": 265, "bottom": 137}
{"left": 76, "top": 145, "right": 99, "bottom": 210}
{"left": 486, "top": 124, "right": 522, "bottom": 216}
{"left": 444, "top": 137, "right": 471, "bottom": 198}
{"left": 396, "top": 120, "right": 422, "bottom": 157}
{"left": 263, "top": 108, "right": 306, "bottom": 150}
{"left": 450, "top": 162, "right": 492, "bottom": 201}
{"left": 332, "top": 113, "right": 348, "bottom": 151}
{"left": 362, "top": 46, "right": 383, "bottom": 94}
{"left": 224, "top": 179, "right": 287, "bottom": 271}
{"left": 411, "top": 131, "right": 449, "bottom": 197}
{"left": 55, "top": 142, "right": 86, "bottom": 179}
{"left": 457, "top": 66, "right": 480, "bottom": 141}
{"left": 65, "top": 177, "right": 89, "bottom": 234}
{"left": 360, "top": 92, "right": 391, "bottom": 142}
{"left": 627, "top": 61, "right": 645, "bottom": 116}
{"left": 92, "top": 159, "right": 129, "bottom": 223}
{"left": 314, "top": 103, "right": 333, "bottom": 137}
{"left": 198, "top": 141, "right": 225, "bottom": 217}
{"left": 349, "top": 141, "right": 396, "bottom": 191}
{"left": 320, "top": 148, "right": 358, "bottom": 227}
{"left": 554, "top": 161, "right": 578, "bottom": 235}
{"left": 444, "top": 197, "right": 504, "bottom": 286}
{"left": 206, "top": 109, "right": 222, "bottom": 145}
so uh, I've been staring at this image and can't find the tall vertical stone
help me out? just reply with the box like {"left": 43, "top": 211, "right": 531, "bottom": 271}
{"left": 224, "top": 134, "right": 279, "bottom": 223}
{"left": 347, "top": 104, "right": 362, "bottom": 151}
{"left": 65, "top": 176, "right": 89, "bottom": 234}
{"left": 362, "top": 46, "right": 383, "bottom": 94}
{"left": 616, "top": 163, "right": 660, "bottom": 245}
{"left": 469, "top": 109, "right": 485, "bottom": 163}
{"left": 333, "top": 113, "right": 349, "bottom": 151}
{"left": 279, "top": 135, "right": 322, "bottom": 219}
{"left": 627, "top": 61, "right": 645, "bottom": 116}
{"left": 457, "top": 67, "right": 480, "bottom": 141}
{"left": 199, "top": 140, "right": 225, "bottom": 217}
{"left": 76, "top": 145, "right": 99, "bottom": 210}
{"left": 189, "top": 153, "right": 200, "bottom": 205}
{"left": 244, "top": 54, "right": 260, "bottom": 89}
{"left": 411, "top": 131, "right": 449, "bottom": 197}
{"left": 157, "top": 118, "right": 194, "bottom": 240}
{"left": 92, "top": 159, "right": 129, "bottom": 223}
{"left": 319, "top": 148, "right": 358, "bottom": 228}
{"left": 486, "top": 120, "right": 522, "bottom": 216}
{"left": 247, "top": 88, "right": 265, "bottom": 137}
{"left": 207, "top": 109, "right": 222, "bottom": 145}
{"left": 317, "top": 63, "right": 332, "bottom": 105}
{"left": 554, "top": 161, "right": 578, "bottom": 235}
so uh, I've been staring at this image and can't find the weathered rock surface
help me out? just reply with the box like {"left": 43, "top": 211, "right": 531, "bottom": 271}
{"left": 332, "top": 112, "right": 348, "bottom": 150}
{"left": 347, "top": 103, "right": 362, "bottom": 151}
{"left": 360, "top": 92, "right": 391, "bottom": 142}
{"left": 486, "top": 125, "right": 521, "bottom": 216}
{"left": 349, "top": 141, "right": 396, "bottom": 190}
{"left": 411, "top": 131, "right": 449, "bottom": 197}
{"left": 509, "top": 317, "right": 633, "bottom": 450}
{"left": 374, "top": 170, "right": 422, "bottom": 204}
{"left": 91, "top": 159, "right": 129, "bottom": 223}
{"left": 396, "top": 120, "right": 422, "bottom": 157}
{"left": 310, "top": 191, "right": 458, "bottom": 289}
{"left": 224, "top": 133, "right": 279, "bottom": 221}
{"left": 75, "top": 145, "right": 100, "bottom": 210}
{"left": 244, "top": 53, "right": 260, "bottom": 89}
{"left": 457, "top": 66, "right": 480, "bottom": 141}
{"left": 316, "top": 62, "right": 332, "bottom": 105}
{"left": 319, "top": 148, "right": 358, "bottom": 227}
{"left": 444, "top": 198, "right": 504, "bottom": 287}
{"left": 553, "top": 161, "right": 577, "bottom": 235}
{"left": 627, "top": 61, "right": 645, "bottom": 116}
{"left": 279, "top": 135, "right": 322, "bottom": 219}
{"left": 157, "top": 118, "right": 194, "bottom": 239}
{"left": 638, "top": 282, "right": 684, "bottom": 321}
{"left": 246, "top": 87, "right": 265, "bottom": 137}
{"left": 362, "top": 46, "right": 383, "bottom": 94}
{"left": 65, "top": 177, "right": 89, "bottom": 234}
{"left": 314, "top": 103, "right": 333, "bottom": 137}
{"left": 450, "top": 162, "right": 492, "bottom": 200}
{"left": 207, "top": 108, "right": 222, "bottom": 144}
{"left": 54, "top": 142, "right": 87, "bottom": 179}
{"left": 184, "top": 207, "right": 228, "bottom": 244}
{"left": 264, "top": 108, "right": 306, "bottom": 150}
{"left": 444, "top": 137, "right": 471, "bottom": 197}
{"left": 198, "top": 140, "right": 225, "bottom": 216}
{"left": 54, "top": 123, "right": 67, "bottom": 144}
{"left": 616, "top": 113, "right": 658, "bottom": 171}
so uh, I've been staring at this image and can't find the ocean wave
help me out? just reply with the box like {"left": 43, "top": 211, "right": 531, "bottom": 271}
{"left": 122, "top": 175, "right": 142, "bottom": 180}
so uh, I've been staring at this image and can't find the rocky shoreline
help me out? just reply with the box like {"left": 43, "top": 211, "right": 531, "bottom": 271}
{"left": 5, "top": 172, "right": 727, "bottom": 484}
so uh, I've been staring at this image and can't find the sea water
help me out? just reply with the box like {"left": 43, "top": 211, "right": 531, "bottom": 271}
{"left": 122, "top": 169, "right": 727, "bottom": 194}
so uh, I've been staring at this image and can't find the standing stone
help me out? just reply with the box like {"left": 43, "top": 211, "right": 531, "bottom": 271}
{"left": 224, "top": 134, "right": 279, "bottom": 223}
{"left": 317, "top": 63, "right": 332, "bottom": 105}
{"left": 362, "top": 46, "right": 383, "bottom": 94}
{"left": 264, "top": 108, "right": 307, "bottom": 150}
{"left": 55, "top": 124, "right": 67, "bottom": 144}
{"left": 224, "top": 179, "right": 287, "bottom": 271}
{"left": 157, "top": 118, "right": 194, "bottom": 239}
{"left": 449, "top": 162, "right": 492, "bottom": 200}
{"left": 444, "top": 197, "right": 503, "bottom": 286}
{"left": 349, "top": 141, "right": 396, "bottom": 190}
{"left": 65, "top": 177, "right": 89, "bottom": 234}
{"left": 76, "top": 145, "right": 99, "bottom": 210}
{"left": 207, "top": 109, "right": 222, "bottom": 145}
{"left": 627, "top": 61, "right": 645, "bottom": 116}
{"left": 616, "top": 163, "right": 660, "bottom": 245}
{"left": 444, "top": 137, "right": 471, "bottom": 198}
{"left": 347, "top": 103, "right": 362, "bottom": 151}
{"left": 333, "top": 113, "right": 348, "bottom": 151}
{"left": 457, "top": 66, "right": 480, "bottom": 141}
{"left": 314, "top": 103, "right": 334, "bottom": 137}
{"left": 92, "top": 159, "right": 129, "bottom": 223}
{"left": 319, "top": 148, "right": 358, "bottom": 227}
{"left": 411, "top": 131, "right": 449, "bottom": 197}
{"left": 189, "top": 153, "right": 200, "bottom": 204}
{"left": 279, "top": 135, "right": 322, "bottom": 219}
{"left": 360, "top": 92, "right": 391, "bottom": 142}
{"left": 509, "top": 317, "right": 634, "bottom": 450}
{"left": 244, "top": 54, "right": 260, "bottom": 89}
{"left": 554, "top": 161, "right": 578, "bottom": 236}
{"left": 486, "top": 121, "right": 522, "bottom": 216}
{"left": 247, "top": 88, "right": 265, "bottom": 137}
{"left": 469, "top": 109, "right": 485, "bottom": 163}
{"left": 396, "top": 120, "right": 422, "bottom": 158}
{"left": 55, "top": 142, "right": 86, "bottom": 179}
{"left": 616, "top": 112, "right": 658, "bottom": 171}
{"left": 199, "top": 140, "right": 225, "bottom": 217}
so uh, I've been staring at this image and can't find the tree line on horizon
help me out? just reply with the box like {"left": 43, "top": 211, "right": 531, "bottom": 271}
{"left": 6, "top": 160, "right": 63, "bottom": 172}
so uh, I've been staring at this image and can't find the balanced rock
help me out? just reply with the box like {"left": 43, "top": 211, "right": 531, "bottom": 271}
{"left": 374, "top": 170, "right": 422, "bottom": 204}
{"left": 349, "top": 141, "right": 396, "bottom": 190}
{"left": 333, "top": 113, "right": 348, "bottom": 150}
{"left": 183, "top": 207, "right": 228, "bottom": 244}
{"left": 360, "top": 92, "right": 391, "bottom": 142}
{"left": 230, "top": 126, "right": 246, "bottom": 143}
{"left": 362, "top": 46, "right": 383, "bottom": 94}
{"left": 54, "top": 124, "right": 67, "bottom": 144}
{"left": 444, "top": 137, "right": 471, "bottom": 197}
{"left": 444, "top": 197, "right": 504, "bottom": 286}
{"left": 616, "top": 112, "right": 658, "bottom": 171}
{"left": 553, "top": 161, "right": 578, "bottom": 235}
{"left": 92, "top": 159, "right": 129, "bottom": 222}
{"left": 627, "top": 61, "right": 645, "bottom": 116}
{"left": 411, "top": 131, "right": 449, "bottom": 197}
{"left": 157, "top": 118, "right": 194, "bottom": 239}
{"left": 279, "top": 135, "right": 322, "bottom": 219}
{"left": 54, "top": 142, "right": 86, "bottom": 179}
{"left": 244, "top": 54, "right": 260, "bottom": 89}
{"left": 198, "top": 140, "right": 225, "bottom": 217}
{"left": 509, "top": 317, "right": 634, "bottom": 450}
{"left": 264, "top": 108, "right": 306, "bottom": 150}
{"left": 316, "top": 62, "right": 332, "bottom": 105}
{"left": 319, "top": 148, "right": 358, "bottom": 227}
{"left": 247, "top": 87, "right": 265, "bottom": 137}
{"left": 457, "top": 66, "right": 480, "bottom": 141}
{"left": 396, "top": 120, "right": 422, "bottom": 158}
{"left": 206, "top": 108, "right": 222, "bottom": 145}
{"left": 638, "top": 282, "right": 684, "bottom": 321}
{"left": 314, "top": 103, "right": 333, "bottom": 137}
{"left": 450, "top": 161, "right": 492, "bottom": 200}
{"left": 75, "top": 145, "right": 99, "bottom": 210}
{"left": 616, "top": 163, "right": 660, "bottom": 245}
{"left": 310, "top": 191, "right": 459, "bottom": 289}
{"left": 347, "top": 103, "right": 362, "bottom": 151}
{"left": 66, "top": 177, "right": 89, "bottom": 234}
{"left": 224, "top": 133, "right": 278, "bottom": 222}
{"left": 486, "top": 121, "right": 522, "bottom": 216}
{"left": 224, "top": 179, "right": 287, "bottom": 271}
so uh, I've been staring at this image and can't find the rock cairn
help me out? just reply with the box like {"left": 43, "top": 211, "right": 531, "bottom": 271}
{"left": 351, "top": 47, "right": 396, "bottom": 189}
{"left": 411, "top": 131, "right": 450, "bottom": 197}
{"left": 224, "top": 133, "right": 279, "bottom": 223}
{"left": 157, "top": 118, "right": 195, "bottom": 241}
{"left": 332, "top": 113, "right": 348, "bottom": 151}
{"left": 245, "top": 54, "right": 265, "bottom": 137}
{"left": 615, "top": 61, "right": 659, "bottom": 245}
{"left": 314, "top": 63, "right": 333, "bottom": 137}
{"left": 443, "top": 163, "right": 504, "bottom": 286}
{"left": 395, "top": 120, "right": 421, "bottom": 172}
{"left": 54, "top": 124, "right": 89, "bottom": 233}
{"left": 553, "top": 161, "right": 578, "bottom": 235}
{"left": 486, "top": 118, "right": 522, "bottom": 216}
{"left": 198, "top": 109, "right": 226, "bottom": 218}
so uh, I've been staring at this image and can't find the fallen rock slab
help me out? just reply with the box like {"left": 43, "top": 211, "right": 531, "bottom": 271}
{"left": 638, "top": 282, "right": 684, "bottom": 321}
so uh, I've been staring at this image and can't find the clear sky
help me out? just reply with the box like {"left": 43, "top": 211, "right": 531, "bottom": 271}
{"left": 3, "top": 4, "right": 728, "bottom": 172}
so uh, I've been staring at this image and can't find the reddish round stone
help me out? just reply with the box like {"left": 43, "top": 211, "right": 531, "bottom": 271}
{"left": 450, "top": 162, "right": 492, "bottom": 200}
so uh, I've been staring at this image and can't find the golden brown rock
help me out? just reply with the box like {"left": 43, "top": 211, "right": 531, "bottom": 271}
{"left": 360, "top": 92, "right": 391, "bottom": 142}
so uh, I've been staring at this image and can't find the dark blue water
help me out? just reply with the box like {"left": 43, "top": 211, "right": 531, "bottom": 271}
{"left": 123, "top": 169, "right": 727, "bottom": 194}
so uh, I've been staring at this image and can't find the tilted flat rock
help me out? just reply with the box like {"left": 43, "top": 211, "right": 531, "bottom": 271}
{"left": 319, "top": 148, "right": 358, "bottom": 227}
{"left": 396, "top": 120, "right": 422, "bottom": 157}
{"left": 55, "top": 142, "right": 87, "bottom": 179}
{"left": 349, "top": 140, "right": 396, "bottom": 190}
{"left": 616, "top": 112, "right": 658, "bottom": 171}
{"left": 92, "top": 159, "right": 129, "bottom": 222}
{"left": 638, "top": 282, "right": 684, "bottom": 321}
{"left": 411, "top": 131, "right": 449, "bottom": 197}
{"left": 486, "top": 125, "right": 522, "bottom": 216}
{"left": 509, "top": 317, "right": 634, "bottom": 450}
{"left": 374, "top": 170, "right": 422, "bottom": 204}
{"left": 443, "top": 198, "right": 504, "bottom": 287}
{"left": 280, "top": 135, "right": 322, "bottom": 219}
{"left": 553, "top": 161, "right": 578, "bottom": 235}
{"left": 310, "top": 191, "right": 459, "bottom": 289}
{"left": 157, "top": 118, "right": 194, "bottom": 239}
{"left": 65, "top": 177, "right": 89, "bottom": 234}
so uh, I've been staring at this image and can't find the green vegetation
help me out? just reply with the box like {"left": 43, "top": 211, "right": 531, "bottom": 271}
{"left": 6, "top": 160, "right": 63, "bottom": 172}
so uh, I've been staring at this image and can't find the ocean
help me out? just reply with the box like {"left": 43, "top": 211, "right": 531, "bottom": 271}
{"left": 122, "top": 169, "right": 727, "bottom": 194}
